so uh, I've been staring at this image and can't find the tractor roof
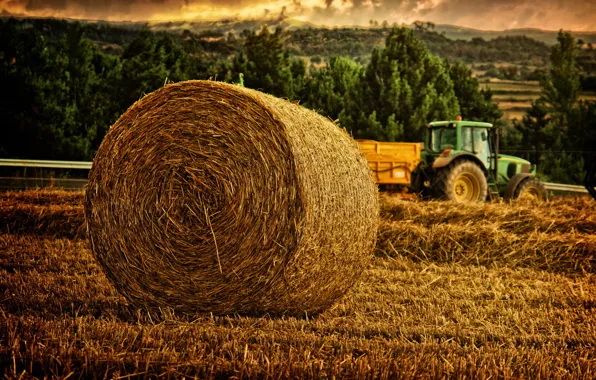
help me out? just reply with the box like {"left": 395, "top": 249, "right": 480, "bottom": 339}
{"left": 428, "top": 120, "right": 493, "bottom": 128}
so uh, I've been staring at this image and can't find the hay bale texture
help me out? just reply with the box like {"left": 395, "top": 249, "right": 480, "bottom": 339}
{"left": 85, "top": 80, "right": 378, "bottom": 316}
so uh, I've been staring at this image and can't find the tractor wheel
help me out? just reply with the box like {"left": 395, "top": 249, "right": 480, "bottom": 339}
{"left": 513, "top": 177, "right": 548, "bottom": 201}
{"left": 434, "top": 160, "right": 488, "bottom": 203}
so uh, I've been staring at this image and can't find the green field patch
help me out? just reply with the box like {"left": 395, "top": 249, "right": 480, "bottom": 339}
{"left": 481, "top": 81, "right": 542, "bottom": 95}
{"left": 491, "top": 90, "right": 542, "bottom": 96}
{"left": 494, "top": 102, "right": 532, "bottom": 111}
{"left": 493, "top": 94, "right": 540, "bottom": 102}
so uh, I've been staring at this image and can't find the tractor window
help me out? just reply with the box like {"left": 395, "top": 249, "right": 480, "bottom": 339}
{"left": 460, "top": 127, "right": 491, "bottom": 169}
{"left": 462, "top": 127, "right": 473, "bottom": 152}
{"left": 474, "top": 128, "right": 490, "bottom": 169}
{"left": 431, "top": 128, "right": 456, "bottom": 152}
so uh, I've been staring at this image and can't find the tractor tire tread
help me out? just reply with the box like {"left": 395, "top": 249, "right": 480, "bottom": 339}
{"left": 433, "top": 160, "right": 488, "bottom": 202}
{"left": 513, "top": 176, "right": 548, "bottom": 201}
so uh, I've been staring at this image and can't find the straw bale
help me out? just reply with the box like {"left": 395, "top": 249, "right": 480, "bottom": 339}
{"left": 84, "top": 80, "right": 378, "bottom": 316}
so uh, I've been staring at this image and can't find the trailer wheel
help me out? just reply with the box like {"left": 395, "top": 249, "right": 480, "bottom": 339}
{"left": 514, "top": 177, "right": 548, "bottom": 201}
{"left": 411, "top": 169, "right": 430, "bottom": 199}
{"left": 434, "top": 160, "right": 488, "bottom": 203}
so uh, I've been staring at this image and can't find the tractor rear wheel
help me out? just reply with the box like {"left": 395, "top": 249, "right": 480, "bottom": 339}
{"left": 434, "top": 160, "right": 488, "bottom": 203}
{"left": 514, "top": 177, "right": 548, "bottom": 201}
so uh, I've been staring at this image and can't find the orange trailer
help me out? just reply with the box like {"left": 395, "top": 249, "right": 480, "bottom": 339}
{"left": 357, "top": 140, "right": 423, "bottom": 186}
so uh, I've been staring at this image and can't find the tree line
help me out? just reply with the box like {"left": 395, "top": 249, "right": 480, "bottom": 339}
{"left": 0, "top": 18, "right": 593, "bottom": 184}
{"left": 509, "top": 32, "right": 596, "bottom": 184}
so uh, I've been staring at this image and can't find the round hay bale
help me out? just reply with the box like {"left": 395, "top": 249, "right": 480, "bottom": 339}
{"left": 85, "top": 80, "right": 378, "bottom": 316}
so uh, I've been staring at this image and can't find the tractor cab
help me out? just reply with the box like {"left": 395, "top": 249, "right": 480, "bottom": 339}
{"left": 416, "top": 118, "right": 547, "bottom": 202}
{"left": 426, "top": 120, "right": 493, "bottom": 170}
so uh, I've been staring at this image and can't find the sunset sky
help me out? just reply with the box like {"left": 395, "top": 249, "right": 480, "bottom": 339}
{"left": 1, "top": 0, "right": 594, "bottom": 31}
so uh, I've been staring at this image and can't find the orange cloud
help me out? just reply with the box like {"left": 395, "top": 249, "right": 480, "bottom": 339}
{"left": 0, "top": 0, "right": 594, "bottom": 31}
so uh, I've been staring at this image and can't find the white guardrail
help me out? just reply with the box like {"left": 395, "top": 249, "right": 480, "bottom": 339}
{"left": 543, "top": 182, "right": 588, "bottom": 193}
{"left": 0, "top": 159, "right": 92, "bottom": 190}
{"left": 0, "top": 158, "right": 92, "bottom": 170}
{"left": 0, "top": 159, "right": 591, "bottom": 194}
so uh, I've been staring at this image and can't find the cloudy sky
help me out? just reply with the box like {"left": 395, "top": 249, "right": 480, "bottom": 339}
{"left": 1, "top": 0, "right": 594, "bottom": 31}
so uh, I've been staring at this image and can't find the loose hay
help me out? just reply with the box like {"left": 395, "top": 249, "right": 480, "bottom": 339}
{"left": 0, "top": 189, "right": 84, "bottom": 207}
{"left": 0, "top": 203, "right": 85, "bottom": 239}
{"left": 380, "top": 195, "right": 596, "bottom": 235}
{"left": 377, "top": 196, "right": 596, "bottom": 273}
{"left": 376, "top": 220, "right": 596, "bottom": 273}
{"left": 84, "top": 80, "right": 379, "bottom": 316}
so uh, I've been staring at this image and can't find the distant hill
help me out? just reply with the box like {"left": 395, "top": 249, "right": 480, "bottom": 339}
{"left": 148, "top": 18, "right": 596, "bottom": 46}
{"left": 434, "top": 25, "right": 596, "bottom": 45}
{"left": 148, "top": 18, "right": 317, "bottom": 35}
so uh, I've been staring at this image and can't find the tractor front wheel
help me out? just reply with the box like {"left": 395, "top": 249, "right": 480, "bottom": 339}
{"left": 434, "top": 160, "right": 488, "bottom": 203}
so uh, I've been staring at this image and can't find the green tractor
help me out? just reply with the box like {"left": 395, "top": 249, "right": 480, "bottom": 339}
{"left": 413, "top": 119, "right": 548, "bottom": 202}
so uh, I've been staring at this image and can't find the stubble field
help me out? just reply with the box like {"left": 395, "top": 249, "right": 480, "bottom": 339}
{"left": 1, "top": 190, "right": 595, "bottom": 378}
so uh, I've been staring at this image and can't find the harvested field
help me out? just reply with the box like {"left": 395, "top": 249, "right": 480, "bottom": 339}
{"left": 493, "top": 101, "right": 533, "bottom": 110}
{"left": 482, "top": 80, "right": 542, "bottom": 94}
{"left": 480, "top": 80, "right": 596, "bottom": 120}
{"left": 0, "top": 189, "right": 84, "bottom": 207}
{"left": 1, "top": 190, "right": 596, "bottom": 378}
{"left": 503, "top": 110, "right": 527, "bottom": 121}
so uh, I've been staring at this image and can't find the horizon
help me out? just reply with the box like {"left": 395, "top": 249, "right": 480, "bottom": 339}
{"left": 2, "top": 15, "right": 596, "bottom": 35}
{"left": 1, "top": 0, "right": 594, "bottom": 32}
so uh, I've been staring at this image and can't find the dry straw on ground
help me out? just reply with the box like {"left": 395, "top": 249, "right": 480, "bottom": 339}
{"left": 3, "top": 191, "right": 596, "bottom": 378}
{"left": 84, "top": 80, "right": 378, "bottom": 316}
{"left": 377, "top": 196, "right": 596, "bottom": 273}
{"left": 0, "top": 189, "right": 83, "bottom": 207}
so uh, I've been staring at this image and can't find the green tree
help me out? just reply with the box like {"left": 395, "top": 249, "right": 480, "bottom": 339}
{"left": 542, "top": 31, "right": 580, "bottom": 128}
{"left": 301, "top": 56, "right": 362, "bottom": 121}
{"left": 88, "top": 49, "right": 123, "bottom": 148}
{"left": 513, "top": 99, "right": 550, "bottom": 166}
{"left": 0, "top": 21, "right": 93, "bottom": 159}
{"left": 447, "top": 60, "right": 502, "bottom": 124}
{"left": 64, "top": 23, "right": 124, "bottom": 154}
{"left": 231, "top": 26, "right": 304, "bottom": 99}
{"left": 340, "top": 28, "right": 459, "bottom": 141}
{"left": 515, "top": 30, "right": 594, "bottom": 184}
{"left": 540, "top": 151, "right": 585, "bottom": 184}
{"left": 0, "top": 20, "right": 126, "bottom": 159}
{"left": 569, "top": 100, "right": 596, "bottom": 175}
{"left": 119, "top": 29, "right": 190, "bottom": 110}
